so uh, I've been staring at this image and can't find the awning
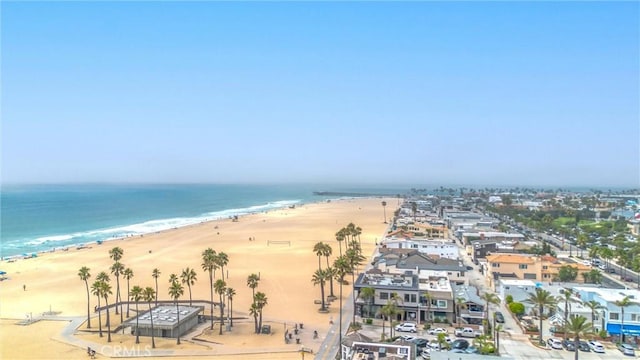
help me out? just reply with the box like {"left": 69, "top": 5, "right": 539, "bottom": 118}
{"left": 607, "top": 323, "right": 640, "bottom": 336}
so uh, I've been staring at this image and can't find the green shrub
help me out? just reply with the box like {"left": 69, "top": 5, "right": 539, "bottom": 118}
{"left": 505, "top": 295, "right": 514, "bottom": 304}
{"left": 365, "top": 318, "right": 373, "bottom": 325}
{"left": 599, "top": 330, "right": 608, "bottom": 339}
{"left": 509, "top": 302, "right": 525, "bottom": 316}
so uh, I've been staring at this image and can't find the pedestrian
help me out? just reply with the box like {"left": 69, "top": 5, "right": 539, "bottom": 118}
{"left": 23, "top": 284, "right": 26, "bottom": 291}
{"left": 329, "top": 316, "right": 333, "bottom": 325}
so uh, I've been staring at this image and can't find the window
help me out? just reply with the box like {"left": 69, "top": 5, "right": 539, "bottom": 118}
{"left": 437, "top": 300, "right": 447, "bottom": 308}
{"left": 492, "top": 263, "right": 500, "bottom": 268}
{"left": 632, "top": 314, "right": 638, "bottom": 322}
{"left": 543, "top": 274, "right": 550, "bottom": 279}
{"left": 519, "top": 264, "right": 528, "bottom": 269}
{"left": 523, "top": 273, "right": 537, "bottom": 280}
{"left": 610, "top": 313, "right": 620, "bottom": 320}
{"left": 542, "top": 266, "right": 549, "bottom": 270}
{"left": 398, "top": 348, "right": 408, "bottom": 355}
{"left": 404, "top": 294, "right": 417, "bottom": 303}
{"left": 411, "top": 244, "right": 418, "bottom": 249}
{"left": 380, "top": 292, "right": 389, "bottom": 300}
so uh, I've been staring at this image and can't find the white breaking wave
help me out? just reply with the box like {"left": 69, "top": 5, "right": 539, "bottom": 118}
{"left": 21, "top": 199, "right": 302, "bottom": 248}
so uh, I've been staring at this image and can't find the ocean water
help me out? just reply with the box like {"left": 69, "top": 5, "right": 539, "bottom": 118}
{"left": 0, "top": 184, "right": 401, "bottom": 258}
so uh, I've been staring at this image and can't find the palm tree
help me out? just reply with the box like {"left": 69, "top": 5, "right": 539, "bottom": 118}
{"left": 143, "top": 286, "right": 157, "bottom": 348}
{"left": 359, "top": 287, "right": 375, "bottom": 318}
{"left": 254, "top": 291, "right": 268, "bottom": 334}
{"left": 226, "top": 287, "right": 236, "bottom": 327}
{"left": 615, "top": 295, "right": 633, "bottom": 343}
{"left": 247, "top": 273, "right": 260, "bottom": 305}
{"left": 583, "top": 300, "right": 604, "bottom": 332}
{"left": 216, "top": 252, "right": 229, "bottom": 281}
{"left": 109, "top": 247, "right": 124, "bottom": 315}
{"left": 249, "top": 303, "right": 260, "bottom": 334}
{"left": 130, "top": 285, "right": 143, "bottom": 344}
{"left": 389, "top": 292, "right": 402, "bottom": 338}
{"left": 123, "top": 268, "right": 134, "bottom": 318}
{"left": 346, "top": 248, "right": 366, "bottom": 323}
{"left": 91, "top": 280, "right": 103, "bottom": 337}
{"left": 180, "top": 267, "right": 197, "bottom": 306}
{"left": 214, "top": 279, "right": 227, "bottom": 335}
{"left": 481, "top": 292, "right": 500, "bottom": 335}
{"left": 333, "top": 255, "right": 350, "bottom": 348}
{"left": 423, "top": 292, "right": 433, "bottom": 324}
{"left": 455, "top": 296, "right": 467, "bottom": 325}
{"left": 313, "top": 242, "right": 326, "bottom": 271}
{"left": 562, "top": 315, "right": 594, "bottom": 360}
{"left": 168, "top": 280, "right": 184, "bottom": 344}
{"left": 558, "top": 289, "right": 578, "bottom": 340}
{"left": 169, "top": 273, "right": 178, "bottom": 285}
{"left": 312, "top": 268, "right": 329, "bottom": 311}
{"left": 379, "top": 300, "right": 399, "bottom": 340}
{"left": 78, "top": 266, "right": 91, "bottom": 328}
{"left": 100, "top": 281, "right": 113, "bottom": 342}
{"left": 322, "top": 244, "right": 336, "bottom": 299}
{"left": 382, "top": 201, "right": 387, "bottom": 223}
{"left": 335, "top": 229, "right": 346, "bottom": 256}
{"left": 96, "top": 272, "right": 110, "bottom": 326}
{"left": 152, "top": 268, "right": 161, "bottom": 306}
{"left": 202, "top": 248, "right": 218, "bottom": 330}
{"left": 524, "top": 288, "right": 557, "bottom": 344}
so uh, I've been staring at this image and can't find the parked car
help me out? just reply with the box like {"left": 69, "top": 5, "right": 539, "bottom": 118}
{"left": 395, "top": 322, "right": 417, "bottom": 333}
{"left": 428, "top": 327, "right": 447, "bottom": 335}
{"left": 454, "top": 327, "right": 481, "bottom": 338}
{"left": 618, "top": 343, "right": 636, "bottom": 356}
{"left": 623, "top": 276, "right": 634, "bottom": 282}
{"left": 401, "top": 335, "right": 417, "bottom": 342}
{"left": 452, "top": 339, "right": 469, "bottom": 350}
{"left": 562, "top": 339, "right": 576, "bottom": 351}
{"left": 588, "top": 340, "right": 605, "bottom": 353}
{"left": 420, "top": 348, "right": 431, "bottom": 359}
{"left": 494, "top": 311, "right": 505, "bottom": 323}
{"left": 578, "top": 341, "right": 591, "bottom": 352}
{"left": 606, "top": 267, "right": 616, "bottom": 274}
{"left": 413, "top": 338, "right": 429, "bottom": 350}
{"left": 465, "top": 346, "right": 479, "bottom": 354}
{"left": 547, "top": 338, "right": 563, "bottom": 350}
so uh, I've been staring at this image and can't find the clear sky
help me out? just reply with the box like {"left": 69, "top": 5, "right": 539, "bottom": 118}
{"left": 2, "top": 2, "right": 639, "bottom": 187}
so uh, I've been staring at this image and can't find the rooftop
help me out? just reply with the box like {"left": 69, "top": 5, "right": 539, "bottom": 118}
{"left": 128, "top": 305, "right": 200, "bottom": 328}
{"left": 486, "top": 253, "right": 536, "bottom": 264}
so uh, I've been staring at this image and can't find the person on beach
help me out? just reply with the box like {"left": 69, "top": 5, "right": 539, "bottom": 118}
{"left": 23, "top": 284, "right": 26, "bottom": 291}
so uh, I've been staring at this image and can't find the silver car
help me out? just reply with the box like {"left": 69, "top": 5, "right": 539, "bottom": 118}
{"left": 588, "top": 340, "right": 605, "bottom": 353}
{"left": 617, "top": 343, "right": 635, "bottom": 356}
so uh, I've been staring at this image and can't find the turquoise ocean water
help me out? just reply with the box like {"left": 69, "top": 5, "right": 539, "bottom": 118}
{"left": 0, "top": 184, "right": 401, "bottom": 258}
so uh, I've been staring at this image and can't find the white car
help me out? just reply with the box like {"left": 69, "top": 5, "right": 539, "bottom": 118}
{"left": 401, "top": 335, "right": 417, "bottom": 342}
{"left": 395, "top": 322, "right": 417, "bottom": 333}
{"left": 588, "top": 340, "right": 605, "bottom": 353}
{"left": 617, "top": 343, "right": 635, "bottom": 356}
{"left": 428, "top": 327, "right": 447, "bottom": 335}
{"left": 547, "top": 338, "right": 563, "bottom": 350}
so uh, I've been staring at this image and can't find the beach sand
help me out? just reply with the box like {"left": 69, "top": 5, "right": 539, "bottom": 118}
{"left": 0, "top": 197, "right": 395, "bottom": 359}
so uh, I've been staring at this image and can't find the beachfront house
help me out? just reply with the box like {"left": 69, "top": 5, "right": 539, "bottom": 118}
{"left": 374, "top": 249, "right": 468, "bottom": 285}
{"left": 485, "top": 254, "right": 591, "bottom": 289}
{"left": 574, "top": 287, "right": 640, "bottom": 339}
{"left": 451, "top": 284, "right": 486, "bottom": 326}
{"left": 381, "top": 235, "right": 459, "bottom": 260}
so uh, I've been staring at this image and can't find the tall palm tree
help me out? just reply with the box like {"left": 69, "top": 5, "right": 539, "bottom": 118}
{"left": 180, "top": 267, "right": 197, "bottom": 306}
{"left": 168, "top": 280, "right": 184, "bottom": 345}
{"left": 249, "top": 303, "right": 260, "bottom": 334}
{"left": 313, "top": 242, "right": 326, "bottom": 271}
{"left": 322, "top": 244, "right": 336, "bottom": 298}
{"left": 123, "top": 268, "right": 134, "bottom": 318}
{"left": 455, "top": 296, "right": 467, "bottom": 325}
{"left": 214, "top": 279, "right": 227, "bottom": 335}
{"left": 130, "top": 285, "right": 143, "bottom": 344}
{"left": 100, "top": 281, "right": 113, "bottom": 343}
{"left": 558, "top": 289, "right": 578, "bottom": 340}
{"left": 615, "top": 295, "right": 633, "bottom": 343}
{"left": 582, "top": 300, "right": 604, "bottom": 332}
{"left": 143, "top": 286, "right": 157, "bottom": 348}
{"left": 359, "top": 287, "right": 375, "bottom": 318}
{"left": 254, "top": 291, "right": 268, "bottom": 334}
{"left": 247, "top": 273, "right": 260, "bottom": 305}
{"left": 202, "top": 248, "right": 218, "bottom": 330}
{"left": 562, "top": 315, "right": 594, "bottom": 360}
{"left": 333, "top": 255, "right": 350, "bottom": 348}
{"left": 389, "top": 292, "right": 402, "bottom": 338}
{"left": 524, "top": 288, "right": 557, "bottom": 344}
{"left": 423, "top": 292, "right": 433, "bottom": 324}
{"left": 110, "top": 261, "right": 125, "bottom": 320}
{"left": 312, "top": 268, "right": 329, "bottom": 311}
{"left": 226, "top": 287, "right": 236, "bottom": 327}
{"left": 480, "top": 292, "right": 500, "bottom": 335}
{"left": 91, "top": 280, "right": 103, "bottom": 337}
{"left": 346, "top": 248, "right": 366, "bottom": 323}
{"left": 109, "top": 247, "right": 124, "bottom": 315}
{"left": 379, "top": 300, "right": 399, "bottom": 340}
{"left": 216, "top": 252, "right": 229, "bottom": 281}
{"left": 96, "top": 272, "right": 110, "bottom": 326}
{"left": 152, "top": 268, "right": 161, "bottom": 307}
{"left": 169, "top": 273, "right": 178, "bottom": 285}
{"left": 335, "top": 229, "right": 345, "bottom": 256}
{"left": 78, "top": 266, "right": 91, "bottom": 328}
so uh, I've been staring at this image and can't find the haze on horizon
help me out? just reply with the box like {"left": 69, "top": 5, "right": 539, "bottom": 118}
{"left": 2, "top": 2, "right": 638, "bottom": 188}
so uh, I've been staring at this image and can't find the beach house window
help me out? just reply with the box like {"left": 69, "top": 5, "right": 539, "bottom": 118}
{"left": 610, "top": 313, "right": 620, "bottom": 320}
{"left": 380, "top": 292, "right": 389, "bottom": 300}
{"left": 524, "top": 273, "right": 537, "bottom": 280}
{"left": 632, "top": 314, "right": 638, "bottom": 322}
{"left": 404, "top": 294, "right": 417, "bottom": 303}
{"left": 492, "top": 263, "right": 500, "bottom": 268}
{"left": 398, "top": 348, "right": 408, "bottom": 355}
{"left": 519, "top": 264, "right": 528, "bottom": 269}
{"left": 437, "top": 300, "right": 447, "bottom": 308}
{"left": 543, "top": 266, "right": 549, "bottom": 270}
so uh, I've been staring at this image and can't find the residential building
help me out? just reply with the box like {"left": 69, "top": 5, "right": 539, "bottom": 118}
{"left": 486, "top": 254, "right": 591, "bottom": 288}
{"left": 381, "top": 235, "right": 459, "bottom": 260}
{"left": 575, "top": 287, "right": 640, "bottom": 337}
{"left": 452, "top": 284, "right": 486, "bottom": 325}
{"left": 374, "top": 249, "right": 468, "bottom": 285}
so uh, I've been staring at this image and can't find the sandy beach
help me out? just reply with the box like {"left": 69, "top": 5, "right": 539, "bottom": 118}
{"left": 0, "top": 197, "right": 395, "bottom": 359}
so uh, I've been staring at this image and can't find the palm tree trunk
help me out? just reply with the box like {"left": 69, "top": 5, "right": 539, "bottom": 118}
{"left": 148, "top": 302, "right": 156, "bottom": 348}
{"left": 621, "top": 308, "right": 625, "bottom": 343}
{"left": 259, "top": 310, "right": 263, "bottom": 334}
{"left": 188, "top": 284, "right": 193, "bottom": 306}
{"left": 85, "top": 281, "right": 91, "bottom": 328}
{"left": 135, "top": 302, "right": 140, "bottom": 344}
{"left": 320, "top": 282, "right": 326, "bottom": 311}
{"left": 338, "top": 278, "right": 343, "bottom": 352}
{"left": 539, "top": 305, "right": 544, "bottom": 343}
{"left": 115, "top": 277, "right": 120, "bottom": 315}
{"left": 97, "top": 296, "right": 103, "bottom": 337}
{"left": 209, "top": 272, "right": 214, "bottom": 330}
{"left": 176, "top": 303, "right": 181, "bottom": 345}
{"left": 574, "top": 335, "right": 579, "bottom": 360}
{"left": 154, "top": 279, "right": 158, "bottom": 307}
{"left": 326, "top": 257, "right": 335, "bottom": 298}
{"left": 219, "top": 293, "right": 224, "bottom": 335}
{"left": 230, "top": 298, "right": 234, "bottom": 327}
{"left": 105, "top": 297, "right": 112, "bottom": 343}
{"left": 126, "top": 281, "right": 130, "bottom": 318}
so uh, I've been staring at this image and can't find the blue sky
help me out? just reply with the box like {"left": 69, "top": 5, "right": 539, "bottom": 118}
{"left": 2, "top": 2, "right": 638, "bottom": 187}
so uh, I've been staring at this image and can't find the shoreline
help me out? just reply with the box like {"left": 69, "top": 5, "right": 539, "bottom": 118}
{"left": 1, "top": 196, "right": 330, "bottom": 261}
